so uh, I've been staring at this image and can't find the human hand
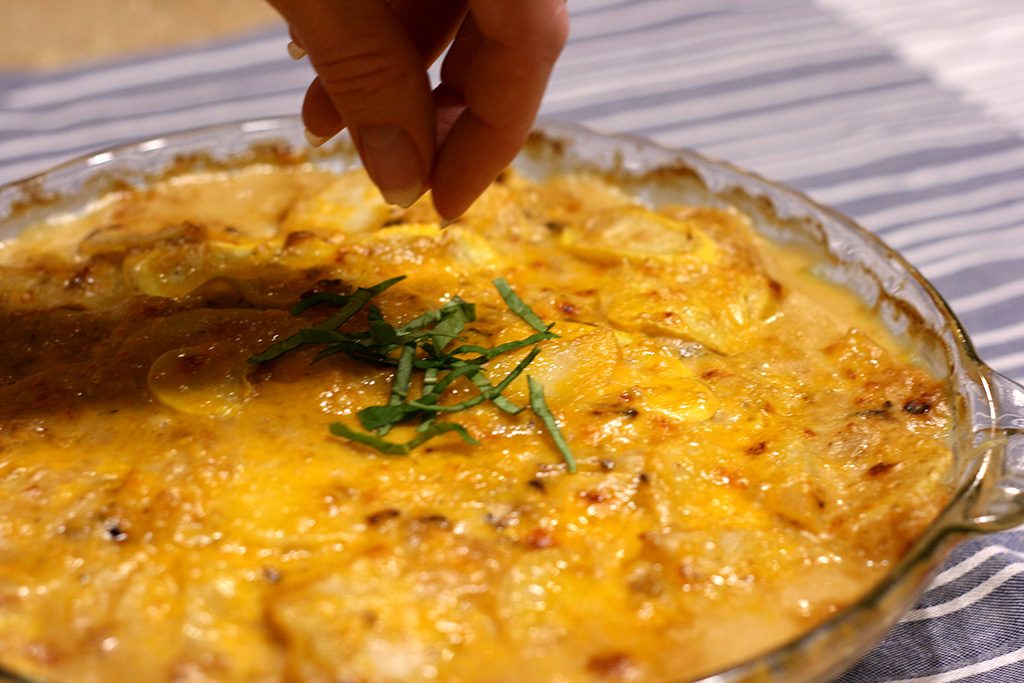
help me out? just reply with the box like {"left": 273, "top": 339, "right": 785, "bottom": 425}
{"left": 269, "top": 0, "right": 569, "bottom": 219}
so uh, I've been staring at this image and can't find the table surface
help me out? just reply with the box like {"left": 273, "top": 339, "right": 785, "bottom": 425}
{"left": 0, "top": 0, "right": 277, "bottom": 69}
{"left": 1, "top": 2, "right": 1022, "bottom": 681}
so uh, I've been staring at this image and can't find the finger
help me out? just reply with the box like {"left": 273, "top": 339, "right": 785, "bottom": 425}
{"left": 290, "top": 4, "right": 466, "bottom": 146}
{"left": 270, "top": 0, "right": 435, "bottom": 208}
{"left": 388, "top": 0, "right": 469, "bottom": 66}
{"left": 287, "top": 27, "right": 306, "bottom": 60}
{"left": 302, "top": 77, "right": 345, "bottom": 144}
{"left": 432, "top": 82, "right": 466, "bottom": 150}
{"left": 431, "top": 0, "right": 568, "bottom": 218}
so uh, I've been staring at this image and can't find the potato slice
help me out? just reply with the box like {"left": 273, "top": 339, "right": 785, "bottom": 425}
{"left": 624, "top": 347, "right": 720, "bottom": 423}
{"left": 282, "top": 168, "right": 391, "bottom": 236}
{"left": 124, "top": 240, "right": 255, "bottom": 298}
{"left": 490, "top": 326, "right": 622, "bottom": 408}
{"left": 343, "top": 224, "right": 503, "bottom": 294}
{"left": 125, "top": 234, "right": 341, "bottom": 300}
{"left": 601, "top": 265, "right": 775, "bottom": 355}
{"left": 657, "top": 205, "right": 766, "bottom": 267}
{"left": 517, "top": 172, "right": 638, "bottom": 233}
{"left": 147, "top": 340, "right": 254, "bottom": 417}
{"left": 562, "top": 207, "right": 719, "bottom": 266}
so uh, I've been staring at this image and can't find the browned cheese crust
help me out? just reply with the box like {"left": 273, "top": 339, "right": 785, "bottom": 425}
{"left": 0, "top": 166, "right": 952, "bottom": 682}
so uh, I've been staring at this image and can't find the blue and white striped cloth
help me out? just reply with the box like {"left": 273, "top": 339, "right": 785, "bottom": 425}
{"left": 1, "top": 1, "right": 1021, "bottom": 680}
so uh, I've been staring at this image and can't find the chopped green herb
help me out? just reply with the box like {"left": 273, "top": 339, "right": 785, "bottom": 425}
{"left": 389, "top": 345, "right": 415, "bottom": 405}
{"left": 527, "top": 375, "right": 577, "bottom": 473}
{"left": 377, "top": 345, "right": 416, "bottom": 436}
{"left": 366, "top": 306, "right": 402, "bottom": 346}
{"left": 469, "top": 371, "right": 523, "bottom": 415}
{"left": 422, "top": 367, "right": 439, "bottom": 393}
{"left": 496, "top": 347, "right": 542, "bottom": 391}
{"left": 250, "top": 276, "right": 405, "bottom": 363}
{"left": 290, "top": 291, "right": 351, "bottom": 315}
{"left": 451, "top": 329, "right": 558, "bottom": 361}
{"left": 330, "top": 421, "right": 478, "bottom": 455}
{"left": 493, "top": 277, "right": 552, "bottom": 332}
{"left": 250, "top": 276, "right": 577, "bottom": 470}
{"left": 418, "top": 362, "right": 485, "bottom": 403}
{"left": 423, "top": 298, "right": 474, "bottom": 354}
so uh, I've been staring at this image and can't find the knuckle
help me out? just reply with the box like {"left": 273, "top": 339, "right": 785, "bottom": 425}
{"left": 532, "top": 31, "right": 568, "bottom": 65}
{"left": 533, "top": 4, "right": 570, "bottom": 62}
{"left": 476, "top": 0, "right": 569, "bottom": 63}
{"left": 311, "top": 44, "right": 408, "bottom": 105}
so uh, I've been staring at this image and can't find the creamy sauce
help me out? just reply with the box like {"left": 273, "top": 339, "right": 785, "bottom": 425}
{"left": 0, "top": 165, "right": 951, "bottom": 683}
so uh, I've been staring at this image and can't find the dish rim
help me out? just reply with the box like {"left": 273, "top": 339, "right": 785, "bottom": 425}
{"left": 0, "top": 115, "right": 1021, "bottom": 683}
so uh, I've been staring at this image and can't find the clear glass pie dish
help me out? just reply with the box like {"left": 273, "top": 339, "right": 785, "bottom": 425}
{"left": 0, "top": 117, "right": 1021, "bottom": 683}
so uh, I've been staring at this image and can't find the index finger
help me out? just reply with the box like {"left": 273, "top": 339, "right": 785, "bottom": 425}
{"left": 269, "top": 0, "right": 436, "bottom": 207}
{"left": 431, "top": 0, "right": 569, "bottom": 218}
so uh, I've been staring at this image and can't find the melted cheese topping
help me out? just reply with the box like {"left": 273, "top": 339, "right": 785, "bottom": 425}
{"left": 0, "top": 165, "right": 952, "bottom": 683}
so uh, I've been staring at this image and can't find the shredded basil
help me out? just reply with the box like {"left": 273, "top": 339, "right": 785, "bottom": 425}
{"left": 330, "top": 421, "right": 478, "bottom": 455}
{"left": 527, "top": 375, "right": 577, "bottom": 473}
{"left": 493, "top": 277, "right": 553, "bottom": 332}
{"left": 250, "top": 276, "right": 405, "bottom": 363}
{"left": 250, "top": 276, "right": 577, "bottom": 470}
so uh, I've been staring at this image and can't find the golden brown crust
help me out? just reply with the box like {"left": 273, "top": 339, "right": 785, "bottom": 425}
{"left": 0, "top": 166, "right": 951, "bottom": 682}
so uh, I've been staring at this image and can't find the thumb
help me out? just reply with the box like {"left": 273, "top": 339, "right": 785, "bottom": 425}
{"left": 271, "top": 0, "right": 434, "bottom": 207}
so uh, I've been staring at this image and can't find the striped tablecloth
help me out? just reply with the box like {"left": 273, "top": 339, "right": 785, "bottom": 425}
{"left": 1, "top": 1, "right": 1021, "bottom": 680}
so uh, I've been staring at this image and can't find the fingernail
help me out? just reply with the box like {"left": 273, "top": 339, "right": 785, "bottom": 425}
{"left": 355, "top": 126, "right": 425, "bottom": 208}
{"left": 304, "top": 128, "right": 331, "bottom": 148}
{"left": 287, "top": 41, "right": 307, "bottom": 60}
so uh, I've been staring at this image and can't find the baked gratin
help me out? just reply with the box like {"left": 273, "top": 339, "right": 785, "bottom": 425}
{"left": 0, "top": 161, "right": 952, "bottom": 683}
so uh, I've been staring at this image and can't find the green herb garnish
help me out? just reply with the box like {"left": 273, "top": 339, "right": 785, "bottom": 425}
{"left": 330, "top": 421, "right": 479, "bottom": 456}
{"left": 250, "top": 276, "right": 405, "bottom": 363}
{"left": 527, "top": 376, "right": 577, "bottom": 473}
{"left": 249, "top": 277, "right": 577, "bottom": 471}
{"left": 494, "top": 277, "right": 553, "bottom": 332}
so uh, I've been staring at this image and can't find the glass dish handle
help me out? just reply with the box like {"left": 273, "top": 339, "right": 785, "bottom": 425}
{"left": 966, "top": 369, "right": 1024, "bottom": 532}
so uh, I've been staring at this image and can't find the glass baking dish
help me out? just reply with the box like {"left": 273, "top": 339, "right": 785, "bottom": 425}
{"left": 0, "top": 117, "right": 1021, "bottom": 683}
